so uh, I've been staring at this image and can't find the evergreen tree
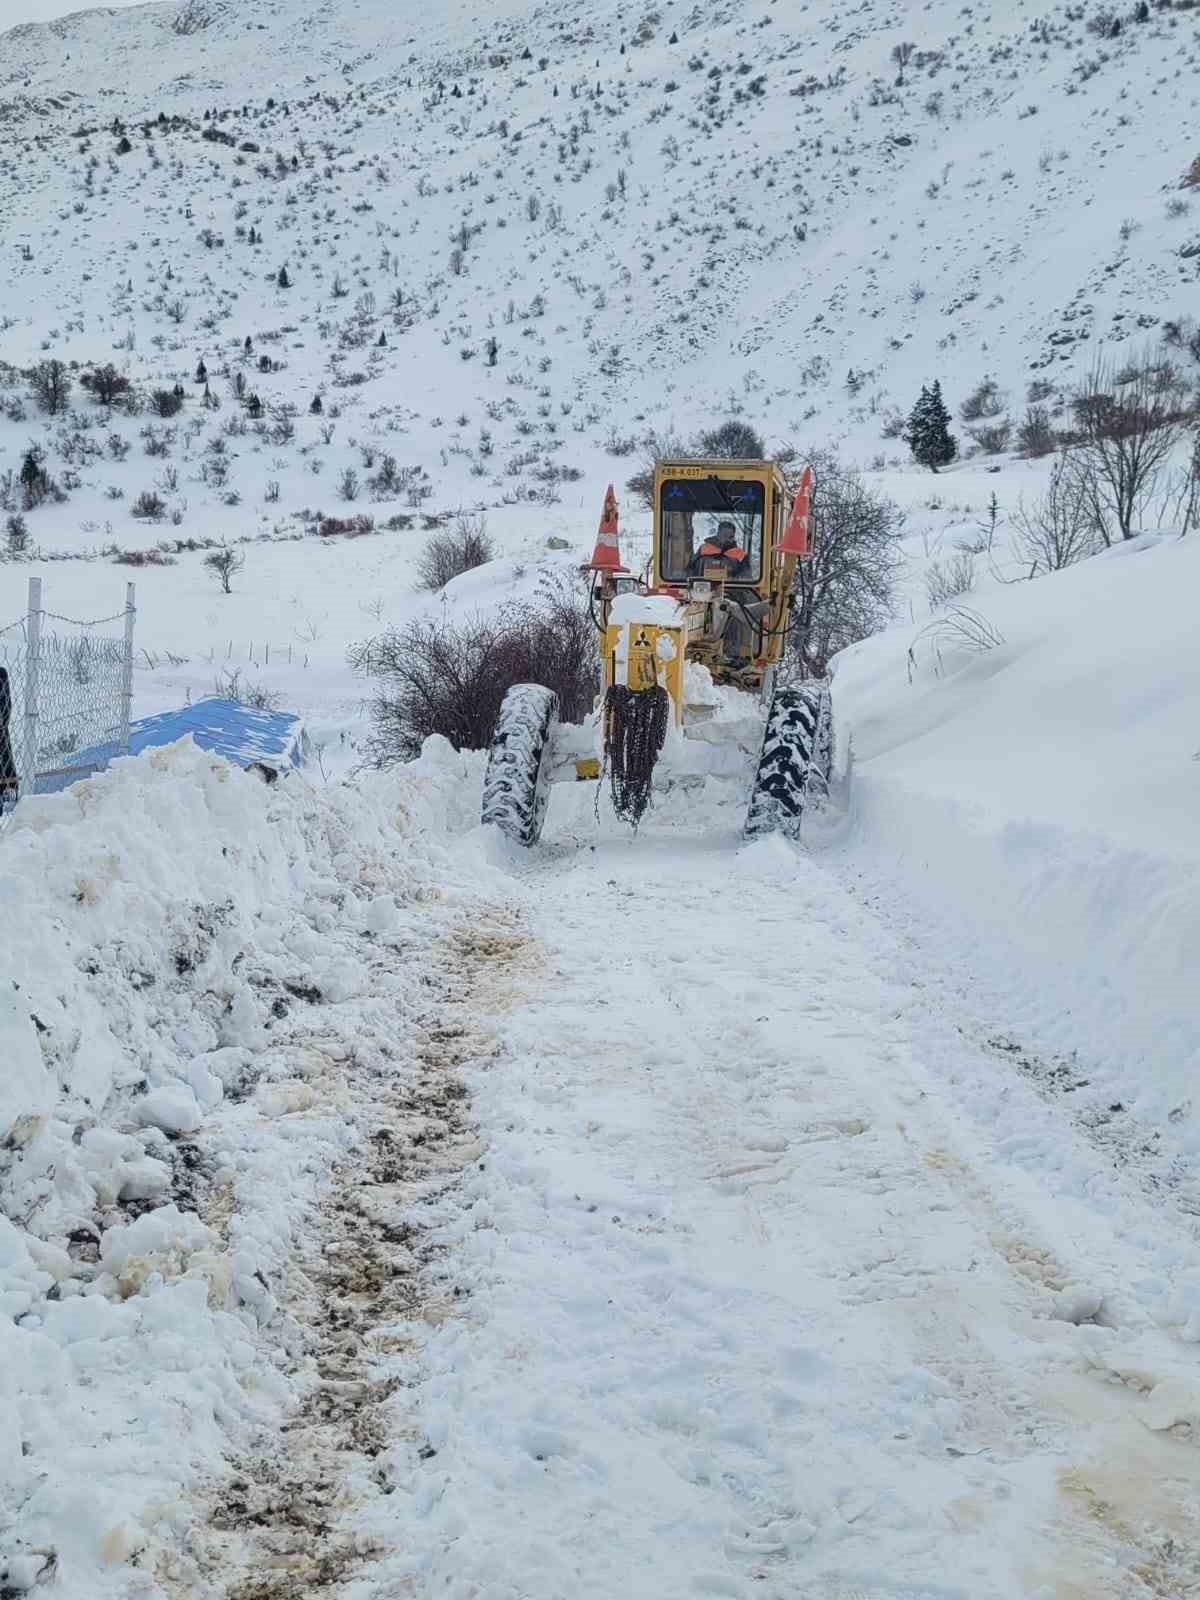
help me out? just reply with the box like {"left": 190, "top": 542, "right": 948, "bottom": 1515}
{"left": 195, "top": 357, "right": 207, "bottom": 383}
{"left": 904, "top": 380, "right": 958, "bottom": 473}
{"left": 310, "top": 394, "right": 323, "bottom": 415}
{"left": 276, "top": 264, "right": 291, "bottom": 289}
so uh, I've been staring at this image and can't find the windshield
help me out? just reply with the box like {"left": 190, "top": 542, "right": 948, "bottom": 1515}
{"left": 659, "top": 477, "right": 764, "bottom": 584}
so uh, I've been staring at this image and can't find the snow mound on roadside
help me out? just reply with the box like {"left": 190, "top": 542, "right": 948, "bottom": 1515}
{"left": 0, "top": 734, "right": 480, "bottom": 1594}
{"left": 832, "top": 533, "right": 1200, "bottom": 1124}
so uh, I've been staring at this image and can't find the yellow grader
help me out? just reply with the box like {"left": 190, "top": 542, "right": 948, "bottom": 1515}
{"left": 480, "top": 459, "right": 833, "bottom": 844}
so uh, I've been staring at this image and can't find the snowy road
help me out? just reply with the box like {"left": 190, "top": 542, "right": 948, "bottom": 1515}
{"left": 8, "top": 750, "right": 1200, "bottom": 1600}
{"left": 396, "top": 791, "right": 1200, "bottom": 1600}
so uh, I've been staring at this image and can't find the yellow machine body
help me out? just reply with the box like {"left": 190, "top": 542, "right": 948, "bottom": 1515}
{"left": 603, "top": 619, "right": 687, "bottom": 719}
{"left": 650, "top": 458, "right": 796, "bottom": 691}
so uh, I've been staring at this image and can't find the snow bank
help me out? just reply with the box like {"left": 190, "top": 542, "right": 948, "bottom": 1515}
{"left": 833, "top": 533, "right": 1200, "bottom": 1124}
{"left": 0, "top": 735, "right": 476, "bottom": 1594}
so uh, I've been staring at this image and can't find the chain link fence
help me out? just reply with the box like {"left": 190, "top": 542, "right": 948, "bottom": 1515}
{"left": 0, "top": 578, "right": 135, "bottom": 816}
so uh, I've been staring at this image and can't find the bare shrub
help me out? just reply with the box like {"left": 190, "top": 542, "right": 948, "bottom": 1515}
{"left": 695, "top": 417, "right": 766, "bottom": 459}
{"left": 925, "top": 550, "right": 976, "bottom": 610}
{"left": 212, "top": 667, "right": 279, "bottom": 708}
{"left": 111, "top": 547, "right": 177, "bottom": 566}
{"left": 1162, "top": 316, "right": 1200, "bottom": 366}
{"left": 1017, "top": 405, "right": 1056, "bottom": 457}
{"left": 1067, "top": 352, "right": 1193, "bottom": 539}
{"left": 150, "top": 388, "right": 183, "bottom": 418}
{"left": 80, "top": 364, "right": 133, "bottom": 406}
{"left": 624, "top": 425, "right": 709, "bottom": 508}
{"left": 909, "top": 607, "right": 1005, "bottom": 680}
{"left": 415, "top": 511, "right": 495, "bottom": 590}
{"left": 350, "top": 572, "right": 598, "bottom": 763}
{"left": 130, "top": 488, "right": 167, "bottom": 519}
{"left": 786, "top": 449, "right": 904, "bottom": 676}
{"left": 318, "top": 514, "right": 375, "bottom": 538}
{"left": 959, "top": 377, "right": 1007, "bottom": 422}
{"left": 204, "top": 543, "right": 244, "bottom": 593}
{"left": 967, "top": 417, "right": 1012, "bottom": 455}
{"left": 1012, "top": 453, "right": 1098, "bottom": 574}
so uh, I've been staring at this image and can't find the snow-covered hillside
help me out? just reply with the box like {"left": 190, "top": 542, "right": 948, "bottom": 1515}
{"left": 1, "top": 0, "right": 1198, "bottom": 575}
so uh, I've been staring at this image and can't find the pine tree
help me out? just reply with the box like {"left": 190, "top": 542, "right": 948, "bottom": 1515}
{"left": 277, "top": 264, "right": 291, "bottom": 289}
{"left": 905, "top": 380, "right": 958, "bottom": 473}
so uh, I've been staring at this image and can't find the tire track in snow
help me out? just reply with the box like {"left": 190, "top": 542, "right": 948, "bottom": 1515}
{"left": 158, "top": 902, "right": 536, "bottom": 1600}
{"left": 400, "top": 810, "right": 1200, "bottom": 1600}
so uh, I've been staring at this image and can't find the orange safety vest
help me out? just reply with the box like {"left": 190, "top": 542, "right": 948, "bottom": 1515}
{"left": 699, "top": 541, "right": 746, "bottom": 562}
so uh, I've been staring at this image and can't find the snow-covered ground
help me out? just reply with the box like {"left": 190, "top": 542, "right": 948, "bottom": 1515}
{"left": 7, "top": 727, "right": 1200, "bottom": 1597}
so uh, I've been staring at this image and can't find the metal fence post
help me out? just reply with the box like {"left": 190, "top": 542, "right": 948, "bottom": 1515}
{"left": 22, "top": 576, "right": 42, "bottom": 798}
{"left": 121, "top": 582, "right": 136, "bottom": 755}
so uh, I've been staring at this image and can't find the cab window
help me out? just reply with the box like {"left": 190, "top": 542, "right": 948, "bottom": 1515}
{"left": 658, "top": 478, "right": 765, "bottom": 584}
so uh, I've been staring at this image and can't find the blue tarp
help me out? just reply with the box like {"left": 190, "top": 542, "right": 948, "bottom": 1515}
{"left": 36, "top": 697, "right": 306, "bottom": 794}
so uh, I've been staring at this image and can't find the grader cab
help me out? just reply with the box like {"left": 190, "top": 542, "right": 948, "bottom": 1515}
{"left": 481, "top": 459, "right": 834, "bottom": 846}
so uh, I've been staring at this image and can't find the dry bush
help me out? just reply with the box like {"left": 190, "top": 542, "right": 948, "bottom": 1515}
{"left": 785, "top": 448, "right": 904, "bottom": 675}
{"left": 1067, "top": 352, "right": 1194, "bottom": 539}
{"left": 1162, "top": 316, "right": 1200, "bottom": 365}
{"left": 624, "top": 425, "right": 692, "bottom": 507}
{"left": 415, "top": 511, "right": 495, "bottom": 590}
{"left": 908, "top": 607, "right": 1005, "bottom": 681}
{"left": 1012, "top": 453, "right": 1099, "bottom": 574}
{"left": 350, "top": 573, "right": 599, "bottom": 764}
{"left": 212, "top": 668, "right": 279, "bottom": 709}
{"left": 959, "top": 378, "right": 1007, "bottom": 422}
{"left": 968, "top": 418, "right": 1013, "bottom": 455}
{"left": 925, "top": 550, "right": 976, "bottom": 610}
{"left": 1017, "top": 405, "right": 1057, "bottom": 457}
{"left": 318, "top": 513, "right": 375, "bottom": 538}
{"left": 1183, "top": 154, "right": 1200, "bottom": 190}
{"left": 111, "top": 547, "right": 177, "bottom": 566}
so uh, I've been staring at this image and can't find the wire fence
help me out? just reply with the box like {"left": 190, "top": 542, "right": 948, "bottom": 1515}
{"left": 0, "top": 578, "right": 135, "bottom": 817}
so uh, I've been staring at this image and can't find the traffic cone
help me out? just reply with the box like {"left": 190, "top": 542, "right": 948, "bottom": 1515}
{"left": 585, "top": 483, "right": 628, "bottom": 572}
{"left": 778, "top": 464, "right": 814, "bottom": 558}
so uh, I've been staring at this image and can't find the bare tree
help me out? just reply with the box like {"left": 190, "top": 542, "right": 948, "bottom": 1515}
{"left": 786, "top": 449, "right": 904, "bottom": 676}
{"left": 29, "top": 359, "right": 72, "bottom": 416}
{"left": 891, "top": 41, "right": 915, "bottom": 84}
{"left": 1068, "top": 353, "right": 1193, "bottom": 540}
{"left": 1012, "top": 452, "right": 1098, "bottom": 574}
{"left": 204, "top": 544, "right": 244, "bottom": 594}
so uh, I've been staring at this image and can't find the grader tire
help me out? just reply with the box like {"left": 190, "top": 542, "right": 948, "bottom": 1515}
{"left": 744, "top": 683, "right": 833, "bottom": 842}
{"left": 481, "top": 683, "right": 560, "bottom": 847}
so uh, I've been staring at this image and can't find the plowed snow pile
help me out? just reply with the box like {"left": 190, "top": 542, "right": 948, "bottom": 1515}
{"left": 0, "top": 737, "right": 498, "bottom": 1596}
{"left": 833, "top": 529, "right": 1200, "bottom": 1121}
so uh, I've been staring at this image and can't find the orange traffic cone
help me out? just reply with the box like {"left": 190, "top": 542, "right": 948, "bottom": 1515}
{"left": 778, "top": 464, "right": 814, "bottom": 558}
{"left": 585, "top": 483, "right": 628, "bottom": 572}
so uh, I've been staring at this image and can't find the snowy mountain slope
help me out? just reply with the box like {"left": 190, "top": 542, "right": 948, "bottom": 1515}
{"left": 0, "top": 0, "right": 1196, "bottom": 748}
{"left": 0, "top": 0, "right": 1197, "bottom": 581}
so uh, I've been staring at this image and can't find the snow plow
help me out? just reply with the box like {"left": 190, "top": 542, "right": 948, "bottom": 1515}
{"left": 481, "top": 459, "right": 833, "bottom": 845}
